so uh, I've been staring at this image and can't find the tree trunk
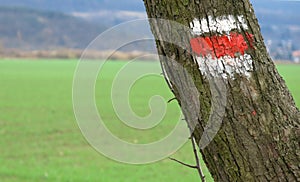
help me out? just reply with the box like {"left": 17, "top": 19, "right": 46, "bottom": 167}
{"left": 142, "top": 0, "right": 300, "bottom": 181}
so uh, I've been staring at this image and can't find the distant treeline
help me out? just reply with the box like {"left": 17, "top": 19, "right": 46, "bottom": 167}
{"left": 0, "top": 6, "right": 106, "bottom": 50}
{"left": 0, "top": 48, "right": 158, "bottom": 61}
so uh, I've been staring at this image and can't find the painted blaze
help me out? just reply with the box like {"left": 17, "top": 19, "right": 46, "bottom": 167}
{"left": 190, "top": 15, "right": 254, "bottom": 79}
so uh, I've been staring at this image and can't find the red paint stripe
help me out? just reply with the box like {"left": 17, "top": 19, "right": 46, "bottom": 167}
{"left": 190, "top": 32, "right": 254, "bottom": 59}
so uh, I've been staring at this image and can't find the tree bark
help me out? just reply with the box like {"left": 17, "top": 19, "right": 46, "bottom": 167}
{"left": 142, "top": 0, "right": 300, "bottom": 181}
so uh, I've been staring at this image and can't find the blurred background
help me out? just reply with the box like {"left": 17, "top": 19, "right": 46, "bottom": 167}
{"left": 0, "top": 1, "right": 299, "bottom": 182}
{"left": 0, "top": 0, "right": 299, "bottom": 61}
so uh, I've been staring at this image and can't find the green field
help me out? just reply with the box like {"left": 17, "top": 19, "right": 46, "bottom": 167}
{"left": 0, "top": 59, "right": 299, "bottom": 182}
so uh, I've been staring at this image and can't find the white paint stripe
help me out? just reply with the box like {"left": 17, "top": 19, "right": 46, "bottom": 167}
{"left": 190, "top": 15, "right": 253, "bottom": 79}
{"left": 190, "top": 15, "right": 248, "bottom": 35}
{"left": 195, "top": 54, "right": 253, "bottom": 79}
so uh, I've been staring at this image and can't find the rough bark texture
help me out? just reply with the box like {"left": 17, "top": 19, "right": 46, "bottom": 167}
{"left": 143, "top": 0, "right": 300, "bottom": 181}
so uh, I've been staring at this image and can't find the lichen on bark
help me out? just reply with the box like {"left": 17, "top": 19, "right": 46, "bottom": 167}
{"left": 143, "top": 0, "right": 300, "bottom": 181}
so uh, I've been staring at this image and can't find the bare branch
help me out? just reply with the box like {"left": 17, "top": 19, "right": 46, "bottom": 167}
{"left": 168, "top": 157, "right": 197, "bottom": 169}
{"left": 191, "top": 136, "right": 206, "bottom": 182}
{"left": 167, "top": 97, "right": 177, "bottom": 103}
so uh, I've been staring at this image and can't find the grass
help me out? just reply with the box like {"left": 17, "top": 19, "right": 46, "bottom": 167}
{"left": 0, "top": 59, "right": 299, "bottom": 182}
{"left": 276, "top": 64, "right": 300, "bottom": 105}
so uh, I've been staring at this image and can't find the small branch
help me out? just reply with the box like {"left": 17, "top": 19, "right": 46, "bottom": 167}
{"left": 167, "top": 97, "right": 177, "bottom": 103}
{"left": 191, "top": 135, "right": 206, "bottom": 182}
{"left": 178, "top": 117, "right": 206, "bottom": 182}
{"left": 169, "top": 157, "right": 197, "bottom": 169}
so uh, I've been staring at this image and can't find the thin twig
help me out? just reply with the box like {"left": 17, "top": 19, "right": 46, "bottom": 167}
{"left": 167, "top": 97, "right": 177, "bottom": 103}
{"left": 169, "top": 157, "right": 197, "bottom": 169}
{"left": 191, "top": 135, "right": 206, "bottom": 182}
{"left": 178, "top": 118, "right": 206, "bottom": 182}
